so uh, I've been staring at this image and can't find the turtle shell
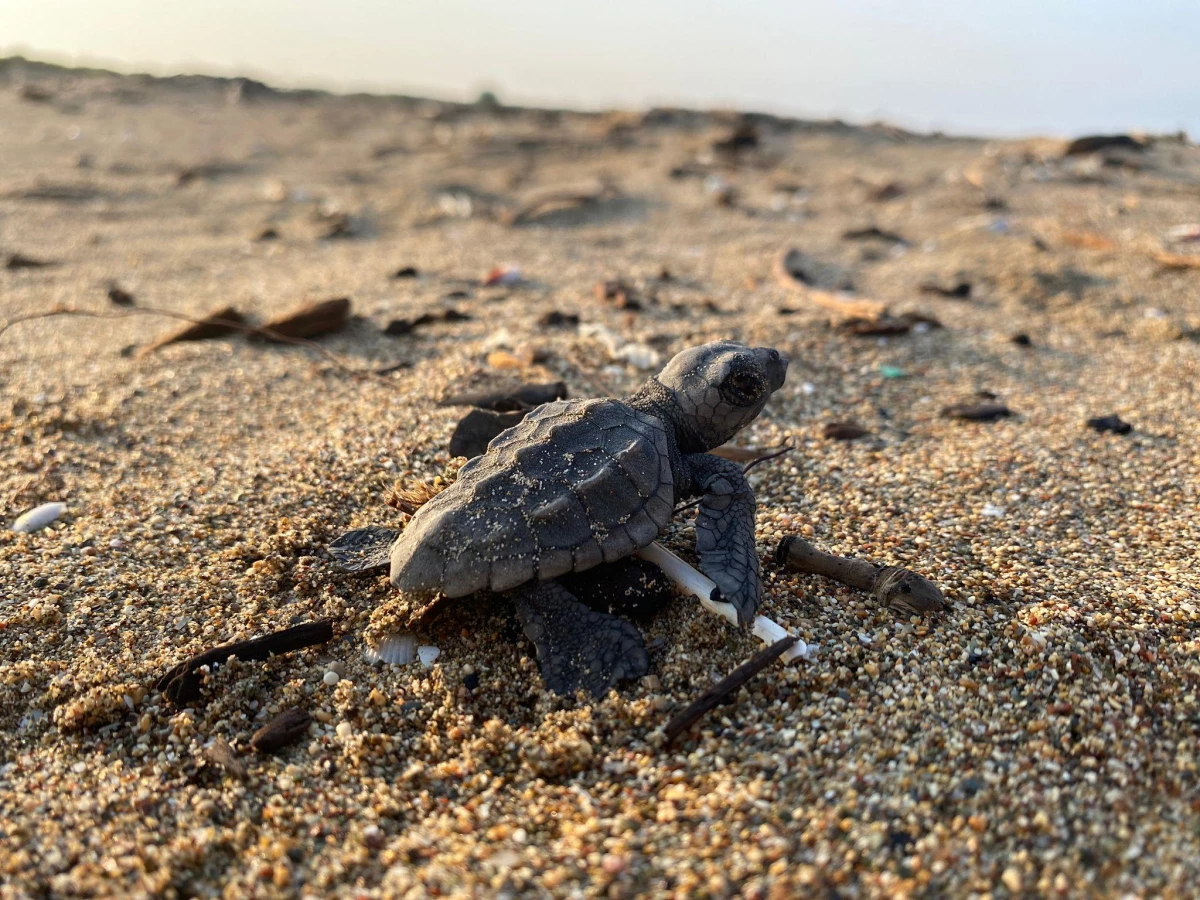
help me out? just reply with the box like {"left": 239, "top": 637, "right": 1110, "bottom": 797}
{"left": 389, "top": 398, "right": 676, "bottom": 598}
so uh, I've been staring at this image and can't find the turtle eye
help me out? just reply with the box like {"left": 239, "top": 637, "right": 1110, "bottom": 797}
{"left": 726, "top": 370, "right": 758, "bottom": 397}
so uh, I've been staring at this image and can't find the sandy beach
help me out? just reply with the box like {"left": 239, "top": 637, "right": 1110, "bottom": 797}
{"left": 1, "top": 59, "right": 1199, "bottom": 898}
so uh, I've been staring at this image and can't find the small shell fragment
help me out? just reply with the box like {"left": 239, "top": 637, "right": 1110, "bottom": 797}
{"left": 417, "top": 645, "right": 441, "bottom": 668}
{"left": 364, "top": 632, "right": 417, "bottom": 666}
{"left": 12, "top": 502, "right": 67, "bottom": 533}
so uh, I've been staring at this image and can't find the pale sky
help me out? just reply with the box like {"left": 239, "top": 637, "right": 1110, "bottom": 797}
{"left": 3, "top": 0, "right": 1197, "bottom": 137}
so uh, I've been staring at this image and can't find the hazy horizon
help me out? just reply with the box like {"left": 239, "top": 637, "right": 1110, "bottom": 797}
{"left": 3, "top": 0, "right": 1198, "bottom": 139}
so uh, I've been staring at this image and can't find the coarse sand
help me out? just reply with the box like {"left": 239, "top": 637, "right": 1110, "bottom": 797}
{"left": 1, "top": 60, "right": 1199, "bottom": 899}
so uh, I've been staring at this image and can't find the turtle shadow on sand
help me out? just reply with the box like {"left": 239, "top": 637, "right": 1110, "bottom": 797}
{"left": 329, "top": 341, "right": 790, "bottom": 699}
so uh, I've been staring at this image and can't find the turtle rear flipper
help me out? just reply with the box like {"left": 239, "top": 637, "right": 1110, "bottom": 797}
{"left": 513, "top": 582, "right": 649, "bottom": 698}
{"left": 328, "top": 525, "right": 399, "bottom": 572}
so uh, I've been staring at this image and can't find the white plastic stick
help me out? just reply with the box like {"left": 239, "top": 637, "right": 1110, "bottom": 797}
{"left": 636, "top": 542, "right": 811, "bottom": 663}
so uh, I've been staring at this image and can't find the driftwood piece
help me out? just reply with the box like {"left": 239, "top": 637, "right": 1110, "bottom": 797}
{"left": 775, "top": 536, "right": 944, "bottom": 615}
{"left": 663, "top": 636, "right": 798, "bottom": 744}
{"left": 773, "top": 248, "right": 888, "bottom": 320}
{"left": 254, "top": 297, "right": 351, "bottom": 341}
{"left": 155, "top": 619, "right": 335, "bottom": 706}
{"left": 250, "top": 707, "right": 313, "bottom": 754}
{"left": 439, "top": 381, "right": 567, "bottom": 411}
{"left": 138, "top": 305, "right": 246, "bottom": 357}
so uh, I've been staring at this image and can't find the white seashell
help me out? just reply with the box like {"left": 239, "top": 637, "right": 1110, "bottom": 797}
{"left": 615, "top": 344, "right": 661, "bottom": 371}
{"left": 417, "top": 645, "right": 441, "bottom": 668}
{"left": 12, "top": 502, "right": 67, "bottom": 533}
{"left": 364, "top": 632, "right": 417, "bottom": 666}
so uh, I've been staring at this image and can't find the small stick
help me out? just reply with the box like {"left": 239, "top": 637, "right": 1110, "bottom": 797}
{"left": 662, "top": 636, "right": 798, "bottom": 744}
{"left": 155, "top": 619, "right": 335, "bottom": 706}
{"left": 635, "top": 542, "right": 811, "bottom": 662}
{"left": 775, "top": 536, "right": 944, "bottom": 614}
{"left": 675, "top": 444, "right": 793, "bottom": 514}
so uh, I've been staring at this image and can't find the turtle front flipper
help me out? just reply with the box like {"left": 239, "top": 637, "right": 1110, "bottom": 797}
{"left": 513, "top": 582, "right": 649, "bottom": 698}
{"left": 685, "top": 453, "right": 762, "bottom": 625}
{"left": 328, "top": 525, "right": 400, "bottom": 572}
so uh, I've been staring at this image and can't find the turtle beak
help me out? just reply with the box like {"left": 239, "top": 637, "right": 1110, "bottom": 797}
{"left": 754, "top": 347, "right": 789, "bottom": 392}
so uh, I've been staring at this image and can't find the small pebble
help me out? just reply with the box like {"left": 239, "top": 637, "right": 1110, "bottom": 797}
{"left": 601, "top": 853, "right": 627, "bottom": 875}
{"left": 1001, "top": 867, "right": 1022, "bottom": 892}
{"left": 335, "top": 722, "right": 353, "bottom": 739}
{"left": 322, "top": 670, "right": 340, "bottom": 686}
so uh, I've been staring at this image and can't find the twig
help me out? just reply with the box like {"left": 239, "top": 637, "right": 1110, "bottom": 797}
{"left": 740, "top": 442, "right": 794, "bottom": 476}
{"left": 675, "top": 443, "right": 793, "bottom": 514}
{"left": 662, "top": 636, "right": 798, "bottom": 744}
{"left": 773, "top": 248, "right": 888, "bottom": 320}
{"left": 775, "top": 536, "right": 944, "bottom": 614}
{"left": 155, "top": 618, "right": 335, "bottom": 706}
{"left": 0, "top": 305, "right": 401, "bottom": 378}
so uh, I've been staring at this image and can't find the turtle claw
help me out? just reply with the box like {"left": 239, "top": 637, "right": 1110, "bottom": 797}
{"left": 708, "top": 570, "right": 762, "bottom": 627}
{"left": 328, "top": 525, "right": 399, "bottom": 572}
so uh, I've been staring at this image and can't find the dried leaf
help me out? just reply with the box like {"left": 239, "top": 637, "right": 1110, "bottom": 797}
{"left": 256, "top": 297, "right": 350, "bottom": 341}
{"left": 138, "top": 305, "right": 246, "bottom": 357}
{"left": 250, "top": 707, "right": 312, "bottom": 754}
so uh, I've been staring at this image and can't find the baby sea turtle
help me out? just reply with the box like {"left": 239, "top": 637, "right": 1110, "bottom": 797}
{"left": 329, "top": 341, "right": 788, "bottom": 696}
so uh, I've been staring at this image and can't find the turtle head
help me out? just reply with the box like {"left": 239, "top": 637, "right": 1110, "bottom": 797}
{"left": 651, "top": 341, "right": 788, "bottom": 451}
